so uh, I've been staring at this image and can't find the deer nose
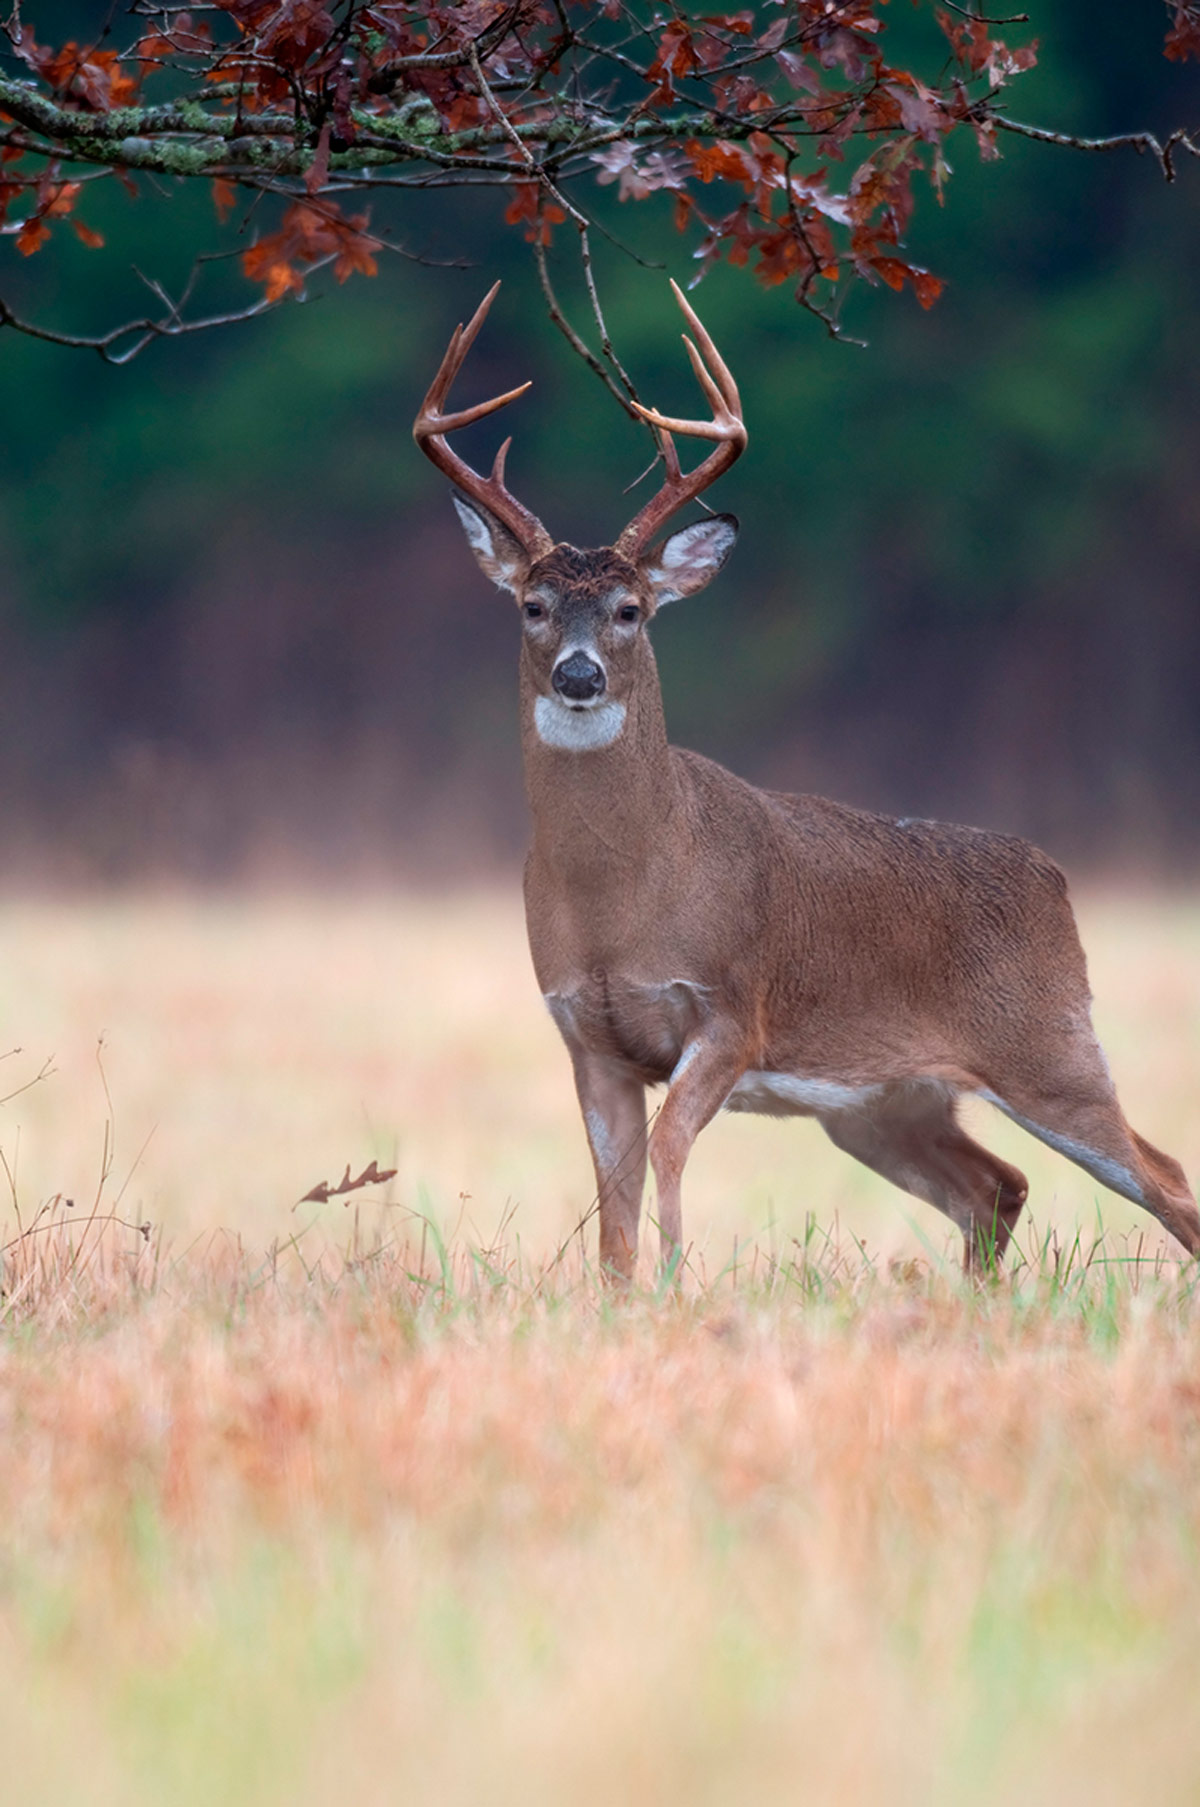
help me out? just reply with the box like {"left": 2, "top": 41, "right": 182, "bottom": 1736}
{"left": 553, "top": 651, "right": 606, "bottom": 702}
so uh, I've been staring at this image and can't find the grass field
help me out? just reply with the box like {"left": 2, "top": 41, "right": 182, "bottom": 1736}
{"left": 3, "top": 887, "right": 1200, "bottom": 1804}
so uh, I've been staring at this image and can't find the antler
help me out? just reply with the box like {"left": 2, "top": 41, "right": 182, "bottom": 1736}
{"left": 615, "top": 280, "right": 748, "bottom": 562}
{"left": 412, "top": 282, "right": 554, "bottom": 559}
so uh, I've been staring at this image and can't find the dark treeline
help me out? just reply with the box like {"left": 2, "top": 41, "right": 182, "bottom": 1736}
{"left": 0, "top": 3, "right": 1198, "bottom": 880}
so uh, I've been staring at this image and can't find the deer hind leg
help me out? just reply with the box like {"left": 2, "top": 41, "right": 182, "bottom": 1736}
{"left": 572, "top": 1057, "right": 647, "bottom": 1284}
{"left": 980, "top": 1030, "right": 1200, "bottom": 1258}
{"left": 820, "top": 1081, "right": 1030, "bottom": 1272}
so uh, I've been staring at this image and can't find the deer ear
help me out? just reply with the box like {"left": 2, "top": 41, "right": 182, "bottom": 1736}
{"left": 452, "top": 492, "right": 530, "bottom": 595}
{"left": 641, "top": 513, "right": 738, "bottom": 606}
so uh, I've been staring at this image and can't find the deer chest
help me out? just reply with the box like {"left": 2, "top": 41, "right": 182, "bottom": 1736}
{"left": 543, "top": 974, "right": 710, "bottom": 1084}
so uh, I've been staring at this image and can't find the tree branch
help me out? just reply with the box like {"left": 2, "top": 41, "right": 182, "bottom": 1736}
{"left": 1, "top": 1, "right": 1195, "bottom": 367}
{"left": 0, "top": 263, "right": 293, "bottom": 362}
{"left": 989, "top": 112, "right": 1200, "bottom": 182}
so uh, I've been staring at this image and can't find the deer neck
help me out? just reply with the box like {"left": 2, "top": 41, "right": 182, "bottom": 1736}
{"left": 520, "top": 636, "right": 678, "bottom": 872}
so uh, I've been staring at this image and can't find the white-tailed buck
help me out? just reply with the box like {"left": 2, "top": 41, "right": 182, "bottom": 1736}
{"left": 414, "top": 281, "right": 1200, "bottom": 1280}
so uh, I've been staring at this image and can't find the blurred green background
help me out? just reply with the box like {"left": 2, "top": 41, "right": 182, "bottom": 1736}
{"left": 0, "top": 2, "right": 1197, "bottom": 880}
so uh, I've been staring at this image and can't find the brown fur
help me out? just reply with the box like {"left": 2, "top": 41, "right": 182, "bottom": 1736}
{"left": 415, "top": 293, "right": 1198, "bottom": 1282}
{"left": 505, "top": 543, "right": 1200, "bottom": 1280}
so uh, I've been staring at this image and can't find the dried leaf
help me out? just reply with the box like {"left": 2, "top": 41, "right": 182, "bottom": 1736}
{"left": 686, "top": 140, "right": 754, "bottom": 186}
{"left": 242, "top": 200, "right": 382, "bottom": 297}
{"left": 305, "top": 119, "right": 332, "bottom": 198}
{"left": 1165, "top": 3, "right": 1200, "bottom": 61}
{"left": 15, "top": 216, "right": 51, "bottom": 256}
{"left": 776, "top": 49, "right": 820, "bottom": 95}
{"left": 911, "top": 267, "right": 945, "bottom": 309}
{"left": 298, "top": 1159, "right": 398, "bottom": 1206}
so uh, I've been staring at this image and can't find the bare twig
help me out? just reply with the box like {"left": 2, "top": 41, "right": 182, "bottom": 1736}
{"left": 989, "top": 113, "right": 1200, "bottom": 183}
{"left": 1, "top": 1208, "right": 150, "bottom": 1259}
{"left": 940, "top": 3, "right": 1029, "bottom": 20}
{"left": 470, "top": 37, "right": 646, "bottom": 420}
{"left": 0, "top": 1054, "right": 55, "bottom": 1108}
{"left": 0, "top": 249, "right": 313, "bottom": 361}
{"left": 531, "top": 236, "right": 645, "bottom": 420}
{"left": 366, "top": 5, "right": 521, "bottom": 89}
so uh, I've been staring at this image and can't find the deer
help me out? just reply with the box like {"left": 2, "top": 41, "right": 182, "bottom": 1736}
{"left": 413, "top": 279, "right": 1200, "bottom": 1283}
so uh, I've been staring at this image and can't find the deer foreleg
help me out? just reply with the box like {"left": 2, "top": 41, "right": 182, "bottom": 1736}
{"left": 649, "top": 1030, "right": 746, "bottom": 1277}
{"left": 572, "top": 1057, "right": 647, "bottom": 1283}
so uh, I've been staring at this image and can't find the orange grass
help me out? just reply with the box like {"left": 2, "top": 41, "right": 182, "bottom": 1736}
{"left": 4, "top": 1226, "right": 1200, "bottom": 1806}
{"left": 2, "top": 889, "right": 1200, "bottom": 1804}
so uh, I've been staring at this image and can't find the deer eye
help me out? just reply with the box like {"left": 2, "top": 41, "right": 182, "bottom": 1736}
{"left": 617, "top": 604, "right": 639, "bottom": 623}
{"left": 524, "top": 602, "right": 545, "bottom": 619}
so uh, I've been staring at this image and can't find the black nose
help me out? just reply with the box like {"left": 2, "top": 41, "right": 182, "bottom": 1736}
{"left": 553, "top": 652, "right": 606, "bottom": 701}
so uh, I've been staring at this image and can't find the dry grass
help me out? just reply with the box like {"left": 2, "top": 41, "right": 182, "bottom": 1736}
{"left": 2, "top": 887, "right": 1200, "bottom": 1804}
{"left": 5, "top": 886, "right": 1200, "bottom": 1258}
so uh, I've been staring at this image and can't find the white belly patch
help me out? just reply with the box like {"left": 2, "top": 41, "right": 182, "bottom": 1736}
{"left": 534, "top": 696, "right": 627, "bottom": 751}
{"left": 724, "top": 1071, "right": 881, "bottom": 1117}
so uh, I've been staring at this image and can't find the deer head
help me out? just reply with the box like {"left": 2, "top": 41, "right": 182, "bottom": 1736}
{"left": 413, "top": 281, "right": 746, "bottom": 751}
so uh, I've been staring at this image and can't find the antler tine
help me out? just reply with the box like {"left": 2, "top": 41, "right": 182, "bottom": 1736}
{"left": 629, "top": 335, "right": 731, "bottom": 441}
{"left": 427, "top": 377, "right": 534, "bottom": 438}
{"left": 413, "top": 282, "right": 553, "bottom": 559}
{"left": 615, "top": 281, "right": 747, "bottom": 560}
{"left": 425, "top": 281, "right": 497, "bottom": 402}
{"left": 682, "top": 334, "right": 730, "bottom": 422}
{"left": 667, "top": 278, "right": 742, "bottom": 414}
